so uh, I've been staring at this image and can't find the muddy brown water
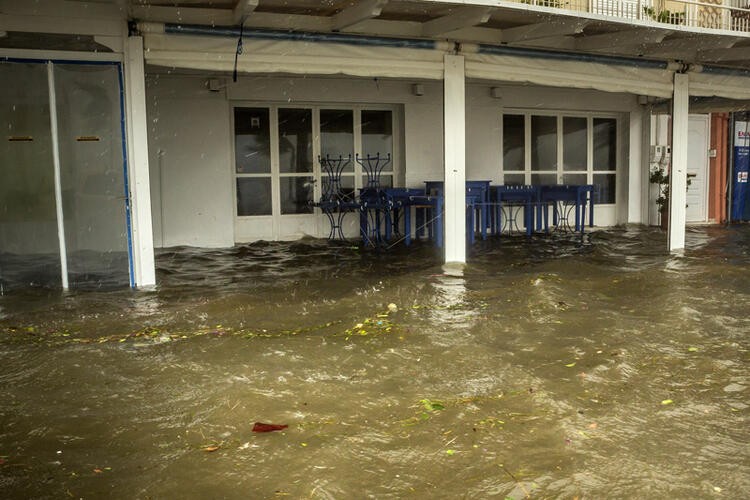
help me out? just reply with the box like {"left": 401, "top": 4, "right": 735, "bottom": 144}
{"left": 1, "top": 226, "right": 748, "bottom": 499}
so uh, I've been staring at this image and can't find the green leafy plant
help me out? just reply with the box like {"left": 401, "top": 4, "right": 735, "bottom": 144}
{"left": 649, "top": 167, "right": 693, "bottom": 214}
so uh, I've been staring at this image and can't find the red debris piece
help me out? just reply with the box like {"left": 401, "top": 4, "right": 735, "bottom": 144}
{"left": 252, "top": 422, "right": 288, "bottom": 433}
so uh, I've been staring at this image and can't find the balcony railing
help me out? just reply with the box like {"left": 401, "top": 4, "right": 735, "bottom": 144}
{"left": 514, "top": 0, "right": 750, "bottom": 32}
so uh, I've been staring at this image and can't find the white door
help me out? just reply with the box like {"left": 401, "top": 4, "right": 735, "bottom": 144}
{"left": 686, "top": 115, "right": 710, "bottom": 223}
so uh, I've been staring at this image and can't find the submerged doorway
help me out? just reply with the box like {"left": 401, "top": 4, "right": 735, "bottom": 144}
{"left": 0, "top": 60, "right": 132, "bottom": 290}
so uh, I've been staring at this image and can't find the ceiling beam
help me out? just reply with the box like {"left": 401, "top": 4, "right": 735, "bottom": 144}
{"left": 130, "top": 5, "right": 233, "bottom": 25}
{"left": 638, "top": 37, "right": 739, "bottom": 58}
{"left": 575, "top": 29, "right": 669, "bottom": 51}
{"left": 421, "top": 6, "right": 492, "bottom": 37}
{"left": 332, "top": 0, "right": 388, "bottom": 31}
{"left": 501, "top": 19, "right": 588, "bottom": 44}
{"left": 696, "top": 46, "right": 750, "bottom": 63}
{"left": 233, "top": 0, "right": 259, "bottom": 25}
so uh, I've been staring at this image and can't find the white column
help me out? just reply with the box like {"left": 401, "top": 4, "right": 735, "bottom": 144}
{"left": 626, "top": 104, "right": 643, "bottom": 224}
{"left": 443, "top": 54, "right": 466, "bottom": 264}
{"left": 668, "top": 73, "right": 689, "bottom": 252}
{"left": 124, "top": 36, "right": 156, "bottom": 286}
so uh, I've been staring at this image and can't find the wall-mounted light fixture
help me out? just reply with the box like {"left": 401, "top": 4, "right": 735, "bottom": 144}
{"left": 412, "top": 83, "right": 425, "bottom": 96}
{"left": 207, "top": 78, "right": 225, "bottom": 92}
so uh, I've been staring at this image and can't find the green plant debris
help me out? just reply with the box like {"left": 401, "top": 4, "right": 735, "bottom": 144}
{"left": 661, "top": 399, "right": 674, "bottom": 405}
{"left": 688, "top": 347, "right": 699, "bottom": 352}
{"left": 420, "top": 399, "right": 445, "bottom": 412}
{"left": 565, "top": 362, "right": 576, "bottom": 368}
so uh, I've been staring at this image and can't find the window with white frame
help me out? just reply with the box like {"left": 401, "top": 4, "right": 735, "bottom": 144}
{"left": 502, "top": 112, "right": 618, "bottom": 204}
{"left": 233, "top": 105, "right": 397, "bottom": 218}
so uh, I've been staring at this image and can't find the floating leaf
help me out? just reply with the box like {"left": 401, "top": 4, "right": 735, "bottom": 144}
{"left": 565, "top": 362, "right": 576, "bottom": 368}
{"left": 420, "top": 399, "right": 445, "bottom": 412}
{"left": 688, "top": 347, "right": 699, "bottom": 352}
{"left": 661, "top": 399, "right": 674, "bottom": 405}
{"left": 202, "top": 445, "right": 220, "bottom": 452}
{"left": 445, "top": 449, "right": 455, "bottom": 456}
{"left": 93, "top": 468, "right": 103, "bottom": 473}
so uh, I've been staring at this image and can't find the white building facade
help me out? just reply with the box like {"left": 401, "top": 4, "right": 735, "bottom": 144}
{"left": 2, "top": 0, "right": 750, "bottom": 288}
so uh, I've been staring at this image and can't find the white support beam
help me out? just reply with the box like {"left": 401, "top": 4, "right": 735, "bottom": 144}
{"left": 443, "top": 54, "right": 466, "bottom": 264}
{"left": 575, "top": 29, "right": 668, "bottom": 51}
{"left": 124, "top": 36, "right": 156, "bottom": 287}
{"left": 668, "top": 73, "right": 689, "bottom": 253}
{"left": 422, "top": 6, "right": 492, "bottom": 37}
{"left": 332, "top": 0, "right": 388, "bottom": 31}
{"left": 233, "top": 0, "right": 259, "bottom": 24}
{"left": 627, "top": 104, "right": 644, "bottom": 224}
{"left": 501, "top": 19, "right": 587, "bottom": 44}
{"left": 696, "top": 46, "right": 750, "bottom": 62}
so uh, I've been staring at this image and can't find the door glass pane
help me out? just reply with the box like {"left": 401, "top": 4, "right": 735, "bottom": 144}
{"left": 362, "top": 174, "right": 394, "bottom": 189}
{"left": 531, "top": 116, "right": 557, "bottom": 171}
{"left": 563, "top": 174, "right": 587, "bottom": 185}
{"left": 321, "top": 109, "right": 353, "bottom": 172}
{"left": 594, "top": 174, "right": 616, "bottom": 203}
{"left": 503, "top": 114, "right": 524, "bottom": 171}
{"left": 323, "top": 175, "right": 355, "bottom": 201}
{"left": 361, "top": 110, "right": 393, "bottom": 171}
{"left": 55, "top": 63, "right": 130, "bottom": 288}
{"left": 504, "top": 174, "right": 525, "bottom": 185}
{"left": 280, "top": 177, "right": 314, "bottom": 214}
{"left": 594, "top": 118, "right": 617, "bottom": 171}
{"left": 237, "top": 178, "right": 272, "bottom": 216}
{"left": 531, "top": 173, "right": 557, "bottom": 185}
{"left": 563, "top": 117, "right": 587, "bottom": 171}
{"left": 278, "top": 108, "right": 312, "bottom": 174}
{"left": 0, "top": 62, "right": 61, "bottom": 289}
{"left": 235, "top": 107, "right": 271, "bottom": 174}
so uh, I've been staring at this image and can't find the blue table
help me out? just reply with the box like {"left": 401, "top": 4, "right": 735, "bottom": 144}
{"left": 424, "top": 180, "right": 492, "bottom": 243}
{"left": 492, "top": 185, "right": 538, "bottom": 236}
{"left": 539, "top": 184, "right": 596, "bottom": 233}
{"left": 384, "top": 188, "right": 443, "bottom": 247}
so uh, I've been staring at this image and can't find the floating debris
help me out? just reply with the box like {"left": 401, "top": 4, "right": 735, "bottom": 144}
{"left": 252, "top": 422, "right": 288, "bottom": 433}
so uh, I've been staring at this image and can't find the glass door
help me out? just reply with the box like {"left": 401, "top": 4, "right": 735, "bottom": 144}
{"left": 0, "top": 60, "right": 132, "bottom": 290}
{"left": 0, "top": 62, "right": 60, "bottom": 289}
{"left": 55, "top": 63, "right": 131, "bottom": 288}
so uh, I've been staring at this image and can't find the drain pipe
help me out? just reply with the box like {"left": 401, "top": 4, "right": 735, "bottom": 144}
{"left": 137, "top": 22, "right": 453, "bottom": 51}
{"left": 476, "top": 43, "right": 675, "bottom": 70}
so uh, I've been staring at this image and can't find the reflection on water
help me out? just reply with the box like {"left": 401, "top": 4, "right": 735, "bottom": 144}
{"left": 1, "top": 226, "right": 749, "bottom": 498}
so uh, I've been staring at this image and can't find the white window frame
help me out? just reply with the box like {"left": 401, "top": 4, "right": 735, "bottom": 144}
{"left": 500, "top": 109, "right": 619, "bottom": 205}
{"left": 231, "top": 102, "right": 402, "bottom": 222}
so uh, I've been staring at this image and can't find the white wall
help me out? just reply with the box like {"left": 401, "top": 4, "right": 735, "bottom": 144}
{"left": 147, "top": 74, "right": 234, "bottom": 248}
{"left": 146, "top": 72, "right": 642, "bottom": 247}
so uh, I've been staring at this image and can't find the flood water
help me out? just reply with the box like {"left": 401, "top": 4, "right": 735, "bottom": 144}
{"left": 1, "top": 225, "right": 749, "bottom": 499}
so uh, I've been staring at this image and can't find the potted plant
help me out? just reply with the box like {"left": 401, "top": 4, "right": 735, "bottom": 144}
{"left": 649, "top": 166, "right": 670, "bottom": 229}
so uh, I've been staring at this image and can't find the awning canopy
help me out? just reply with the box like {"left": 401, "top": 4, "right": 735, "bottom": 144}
{"left": 463, "top": 52, "right": 675, "bottom": 98}
{"left": 143, "top": 30, "right": 750, "bottom": 101}
{"left": 143, "top": 33, "right": 446, "bottom": 80}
